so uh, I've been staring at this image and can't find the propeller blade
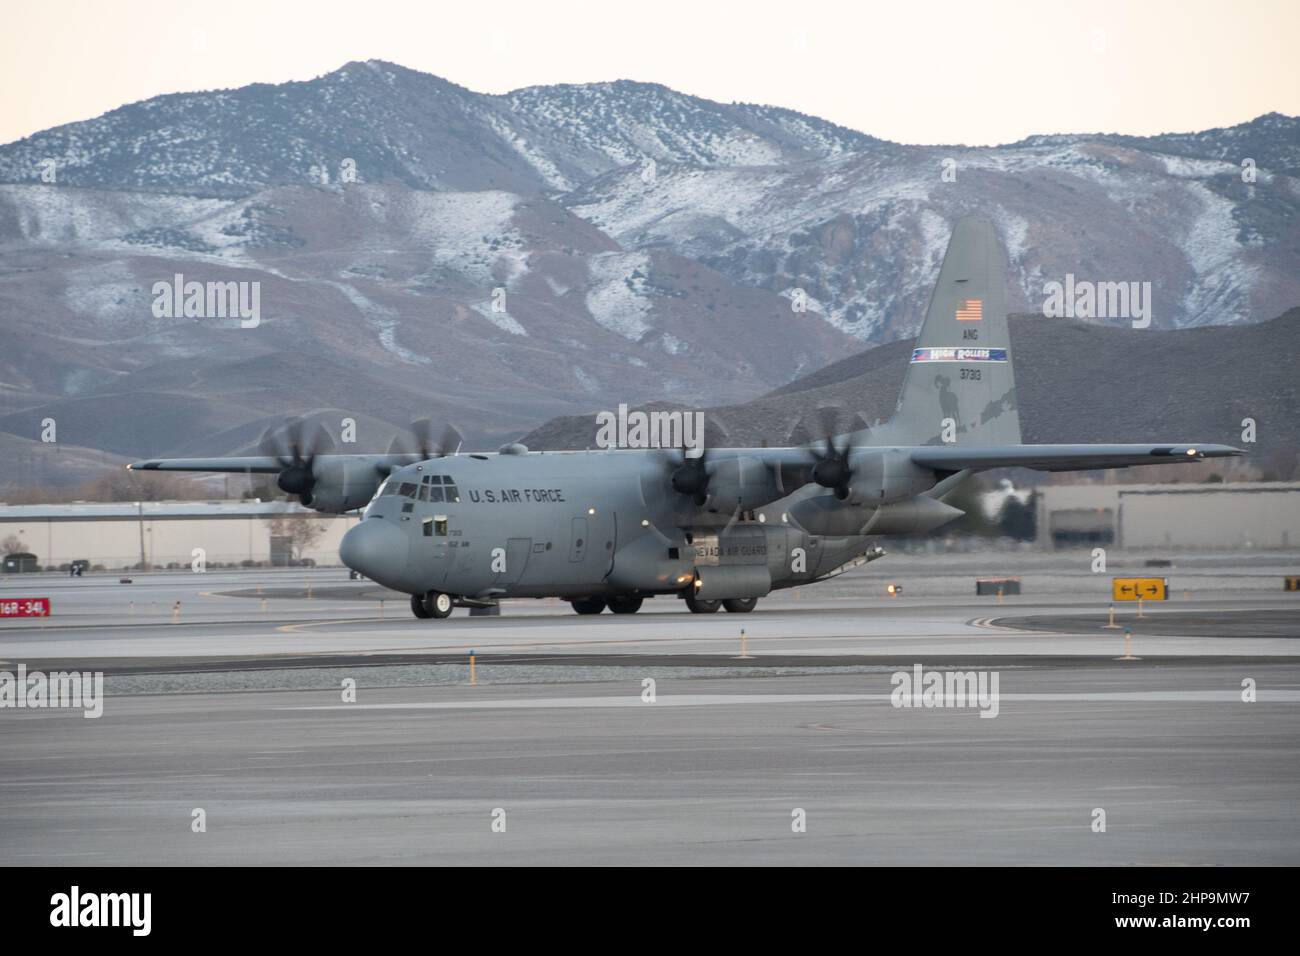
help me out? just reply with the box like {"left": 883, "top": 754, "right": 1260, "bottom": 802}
{"left": 718, "top": 499, "right": 744, "bottom": 535}
{"left": 797, "top": 404, "right": 865, "bottom": 500}
{"left": 702, "top": 415, "right": 730, "bottom": 451}
{"left": 258, "top": 417, "right": 333, "bottom": 498}
{"left": 257, "top": 427, "right": 286, "bottom": 467}
{"left": 436, "top": 423, "right": 464, "bottom": 457}
{"left": 409, "top": 418, "right": 437, "bottom": 459}
{"left": 816, "top": 405, "right": 842, "bottom": 449}
{"left": 388, "top": 420, "right": 463, "bottom": 460}
{"left": 302, "top": 421, "right": 334, "bottom": 465}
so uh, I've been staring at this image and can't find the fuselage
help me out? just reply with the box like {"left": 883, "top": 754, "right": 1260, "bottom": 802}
{"left": 339, "top": 448, "right": 885, "bottom": 603}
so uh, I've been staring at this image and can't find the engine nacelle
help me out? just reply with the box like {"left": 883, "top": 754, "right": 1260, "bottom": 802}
{"left": 845, "top": 448, "right": 935, "bottom": 505}
{"left": 789, "top": 494, "right": 964, "bottom": 537}
{"left": 700, "top": 455, "right": 786, "bottom": 512}
{"left": 296, "top": 458, "right": 385, "bottom": 513}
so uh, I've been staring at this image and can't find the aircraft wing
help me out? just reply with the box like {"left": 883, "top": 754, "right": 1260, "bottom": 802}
{"left": 127, "top": 454, "right": 411, "bottom": 474}
{"left": 129, "top": 456, "right": 285, "bottom": 473}
{"left": 910, "top": 443, "right": 1243, "bottom": 473}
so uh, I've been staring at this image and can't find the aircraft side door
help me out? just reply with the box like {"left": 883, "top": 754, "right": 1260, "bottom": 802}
{"left": 493, "top": 536, "right": 532, "bottom": 586}
{"left": 569, "top": 510, "right": 615, "bottom": 579}
{"left": 569, "top": 518, "right": 587, "bottom": 563}
{"left": 419, "top": 511, "right": 450, "bottom": 584}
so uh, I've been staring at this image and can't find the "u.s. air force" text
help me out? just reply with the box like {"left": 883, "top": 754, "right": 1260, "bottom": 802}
{"left": 467, "top": 488, "right": 567, "bottom": 503}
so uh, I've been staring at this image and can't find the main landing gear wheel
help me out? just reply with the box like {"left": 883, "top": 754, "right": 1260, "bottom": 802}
{"left": 571, "top": 597, "right": 607, "bottom": 615}
{"left": 723, "top": 597, "right": 758, "bottom": 613}
{"left": 684, "top": 592, "right": 721, "bottom": 614}
{"left": 421, "top": 590, "right": 454, "bottom": 619}
{"left": 608, "top": 596, "right": 643, "bottom": 614}
{"left": 410, "top": 594, "right": 432, "bottom": 619}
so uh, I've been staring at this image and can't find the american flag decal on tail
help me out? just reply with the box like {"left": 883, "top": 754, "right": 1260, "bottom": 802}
{"left": 955, "top": 298, "right": 983, "bottom": 321}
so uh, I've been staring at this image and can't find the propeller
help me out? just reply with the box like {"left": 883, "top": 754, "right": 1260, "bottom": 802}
{"left": 386, "top": 419, "right": 464, "bottom": 461}
{"left": 258, "top": 418, "right": 335, "bottom": 499}
{"left": 649, "top": 416, "right": 730, "bottom": 507}
{"left": 791, "top": 405, "right": 868, "bottom": 501}
{"left": 653, "top": 445, "right": 711, "bottom": 506}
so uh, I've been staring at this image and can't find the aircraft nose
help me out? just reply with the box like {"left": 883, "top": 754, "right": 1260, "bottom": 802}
{"left": 339, "top": 518, "right": 410, "bottom": 584}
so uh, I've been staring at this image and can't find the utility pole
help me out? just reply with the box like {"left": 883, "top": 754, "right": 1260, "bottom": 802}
{"left": 137, "top": 500, "right": 147, "bottom": 571}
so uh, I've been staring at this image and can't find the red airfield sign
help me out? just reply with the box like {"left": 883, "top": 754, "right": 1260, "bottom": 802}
{"left": 0, "top": 598, "right": 51, "bottom": 618}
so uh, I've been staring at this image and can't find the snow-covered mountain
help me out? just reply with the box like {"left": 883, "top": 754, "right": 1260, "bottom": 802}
{"left": 0, "top": 61, "right": 880, "bottom": 197}
{"left": 567, "top": 136, "right": 1300, "bottom": 335}
{"left": 0, "top": 179, "right": 853, "bottom": 485}
{"left": 0, "top": 60, "right": 1296, "bottom": 484}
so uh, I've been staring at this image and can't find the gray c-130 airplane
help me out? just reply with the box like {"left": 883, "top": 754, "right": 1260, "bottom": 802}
{"left": 130, "top": 218, "right": 1241, "bottom": 619}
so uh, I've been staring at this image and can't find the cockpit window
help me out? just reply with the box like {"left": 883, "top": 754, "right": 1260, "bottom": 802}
{"left": 409, "top": 474, "right": 458, "bottom": 500}
{"left": 398, "top": 482, "right": 418, "bottom": 498}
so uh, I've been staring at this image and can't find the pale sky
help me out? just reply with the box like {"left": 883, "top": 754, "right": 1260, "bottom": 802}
{"left": 2, "top": 0, "right": 1297, "bottom": 147}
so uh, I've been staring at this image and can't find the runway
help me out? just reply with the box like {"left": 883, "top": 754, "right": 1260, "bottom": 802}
{"left": 3, "top": 555, "right": 1299, "bottom": 666}
{"left": 3, "top": 666, "right": 1298, "bottom": 865}
{"left": 2, "top": 554, "right": 1298, "bottom": 865}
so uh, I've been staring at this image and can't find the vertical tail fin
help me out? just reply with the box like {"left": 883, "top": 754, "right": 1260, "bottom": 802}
{"left": 864, "top": 217, "right": 1020, "bottom": 447}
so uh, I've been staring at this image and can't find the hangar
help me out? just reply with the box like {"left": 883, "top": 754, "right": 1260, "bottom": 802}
{"left": 1035, "top": 481, "right": 1300, "bottom": 550}
{"left": 0, "top": 501, "right": 357, "bottom": 571}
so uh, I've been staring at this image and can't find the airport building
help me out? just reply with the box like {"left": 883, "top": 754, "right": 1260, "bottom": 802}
{"left": 1036, "top": 481, "right": 1300, "bottom": 550}
{"left": 0, "top": 501, "right": 358, "bottom": 570}
{"left": 2, "top": 481, "right": 1297, "bottom": 571}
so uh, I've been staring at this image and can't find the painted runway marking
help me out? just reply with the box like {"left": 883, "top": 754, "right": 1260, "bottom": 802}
{"left": 968, "top": 617, "right": 1054, "bottom": 634}
{"left": 285, "top": 689, "right": 1300, "bottom": 711}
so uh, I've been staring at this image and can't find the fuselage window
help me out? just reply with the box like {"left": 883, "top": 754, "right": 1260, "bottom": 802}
{"left": 434, "top": 517, "right": 448, "bottom": 536}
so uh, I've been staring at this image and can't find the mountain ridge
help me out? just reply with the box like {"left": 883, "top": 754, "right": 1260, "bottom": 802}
{"left": 520, "top": 308, "right": 1300, "bottom": 472}
{"left": 0, "top": 61, "right": 1296, "bottom": 487}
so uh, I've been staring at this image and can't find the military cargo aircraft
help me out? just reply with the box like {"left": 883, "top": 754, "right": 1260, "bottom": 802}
{"left": 130, "top": 218, "right": 1241, "bottom": 618}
